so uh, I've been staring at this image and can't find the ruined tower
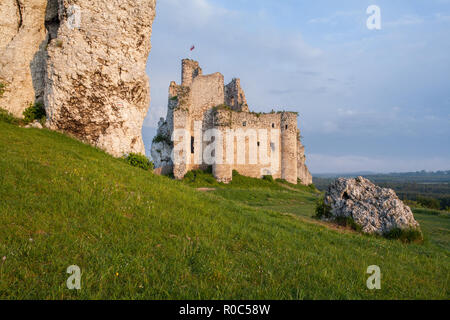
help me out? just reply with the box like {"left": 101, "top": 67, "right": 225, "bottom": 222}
{"left": 151, "top": 59, "right": 313, "bottom": 185}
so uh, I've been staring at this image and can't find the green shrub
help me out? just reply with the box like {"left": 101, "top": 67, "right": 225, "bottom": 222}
{"left": 124, "top": 153, "right": 153, "bottom": 171}
{"left": 384, "top": 228, "right": 423, "bottom": 243}
{"left": 417, "top": 196, "right": 441, "bottom": 210}
{"left": 0, "top": 107, "right": 19, "bottom": 125}
{"left": 262, "top": 175, "right": 274, "bottom": 183}
{"left": 204, "top": 166, "right": 213, "bottom": 174}
{"left": 23, "top": 102, "right": 46, "bottom": 125}
{"left": 315, "top": 197, "right": 332, "bottom": 219}
{"left": 0, "top": 82, "right": 6, "bottom": 97}
{"left": 335, "top": 216, "right": 363, "bottom": 232}
{"left": 184, "top": 170, "right": 196, "bottom": 182}
{"left": 183, "top": 169, "right": 219, "bottom": 186}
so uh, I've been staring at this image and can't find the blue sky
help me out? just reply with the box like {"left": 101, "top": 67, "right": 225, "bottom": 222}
{"left": 143, "top": 0, "right": 450, "bottom": 173}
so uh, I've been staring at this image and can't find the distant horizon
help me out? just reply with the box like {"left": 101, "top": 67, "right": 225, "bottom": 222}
{"left": 312, "top": 169, "right": 450, "bottom": 176}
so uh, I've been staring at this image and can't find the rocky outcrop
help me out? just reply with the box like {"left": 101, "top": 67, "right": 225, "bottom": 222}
{"left": 0, "top": 0, "right": 50, "bottom": 117}
{"left": 25, "top": 120, "right": 44, "bottom": 129}
{"left": 45, "top": 0, "right": 157, "bottom": 157}
{"left": 1, "top": 0, "right": 156, "bottom": 157}
{"left": 151, "top": 117, "right": 173, "bottom": 169}
{"left": 322, "top": 177, "right": 420, "bottom": 235}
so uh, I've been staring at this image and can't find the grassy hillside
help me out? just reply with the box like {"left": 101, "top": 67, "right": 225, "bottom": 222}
{"left": 0, "top": 121, "right": 448, "bottom": 299}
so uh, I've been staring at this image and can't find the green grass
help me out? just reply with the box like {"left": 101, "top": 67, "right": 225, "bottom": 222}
{"left": 0, "top": 121, "right": 449, "bottom": 299}
{"left": 0, "top": 82, "right": 6, "bottom": 97}
{"left": 0, "top": 108, "right": 20, "bottom": 125}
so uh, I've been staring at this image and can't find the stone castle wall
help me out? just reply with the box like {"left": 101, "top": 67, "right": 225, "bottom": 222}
{"left": 225, "top": 78, "right": 249, "bottom": 112}
{"left": 151, "top": 59, "right": 313, "bottom": 185}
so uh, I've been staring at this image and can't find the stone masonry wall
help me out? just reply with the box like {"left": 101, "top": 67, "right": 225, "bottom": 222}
{"left": 225, "top": 78, "right": 249, "bottom": 112}
{"left": 152, "top": 59, "right": 313, "bottom": 185}
{"left": 213, "top": 110, "right": 283, "bottom": 180}
{"left": 281, "top": 112, "right": 298, "bottom": 184}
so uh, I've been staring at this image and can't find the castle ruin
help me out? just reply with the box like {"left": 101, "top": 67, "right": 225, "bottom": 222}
{"left": 151, "top": 59, "right": 312, "bottom": 185}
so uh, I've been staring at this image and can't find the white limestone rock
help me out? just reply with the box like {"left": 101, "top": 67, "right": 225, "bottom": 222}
{"left": 45, "top": 0, "right": 157, "bottom": 157}
{"left": 0, "top": 0, "right": 49, "bottom": 117}
{"left": 151, "top": 118, "right": 173, "bottom": 168}
{"left": 25, "top": 120, "right": 43, "bottom": 129}
{"left": 323, "top": 176, "right": 420, "bottom": 235}
{"left": 151, "top": 141, "right": 173, "bottom": 168}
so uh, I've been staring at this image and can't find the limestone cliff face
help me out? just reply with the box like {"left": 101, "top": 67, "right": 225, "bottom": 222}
{"left": 0, "top": 0, "right": 156, "bottom": 157}
{"left": 0, "top": 0, "right": 49, "bottom": 117}
{"left": 45, "top": 0, "right": 156, "bottom": 156}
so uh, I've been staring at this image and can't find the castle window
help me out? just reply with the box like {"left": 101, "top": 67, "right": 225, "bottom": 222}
{"left": 191, "top": 136, "right": 194, "bottom": 154}
{"left": 257, "top": 142, "right": 260, "bottom": 147}
{"left": 272, "top": 123, "right": 275, "bottom": 128}
{"left": 243, "top": 121, "right": 247, "bottom": 127}
{"left": 285, "top": 125, "right": 288, "bottom": 130}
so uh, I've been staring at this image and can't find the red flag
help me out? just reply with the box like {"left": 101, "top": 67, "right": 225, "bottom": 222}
{"left": 190, "top": 45, "right": 195, "bottom": 51}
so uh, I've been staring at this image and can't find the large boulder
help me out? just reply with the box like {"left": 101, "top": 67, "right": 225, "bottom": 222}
{"left": 45, "top": 0, "right": 157, "bottom": 157}
{"left": 322, "top": 176, "right": 420, "bottom": 235}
